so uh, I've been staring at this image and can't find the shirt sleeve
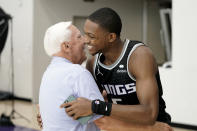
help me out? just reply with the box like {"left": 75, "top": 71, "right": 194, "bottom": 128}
{"left": 75, "top": 70, "right": 104, "bottom": 101}
{"left": 75, "top": 70, "right": 104, "bottom": 123}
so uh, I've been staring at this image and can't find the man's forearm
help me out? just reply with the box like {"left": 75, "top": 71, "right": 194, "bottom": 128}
{"left": 91, "top": 99, "right": 158, "bottom": 125}
{"left": 110, "top": 104, "right": 158, "bottom": 125}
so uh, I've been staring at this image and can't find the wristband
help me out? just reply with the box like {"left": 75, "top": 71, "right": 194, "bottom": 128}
{"left": 91, "top": 99, "right": 112, "bottom": 116}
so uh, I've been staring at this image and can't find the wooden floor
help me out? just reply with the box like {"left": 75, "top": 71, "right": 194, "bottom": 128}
{"left": 0, "top": 100, "right": 195, "bottom": 131}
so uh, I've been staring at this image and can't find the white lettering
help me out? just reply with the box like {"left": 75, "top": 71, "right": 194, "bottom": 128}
{"left": 102, "top": 83, "right": 136, "bottom": 95}
{"left": 125, "top": 83, "right": 136, "bottom": 94}
{"left": 115, "top": 85, "right": 126, "bottom": 95}
{"left": 103, "top": 84, "right": 111, "bottom": 94}
{"left": 112, "top": 98, "right": 122, "bottom": 104}
{"left": 109, "top": 85, "right": 116, "bottom": 95}
{"left": 117, "top": 69, "right": 127, "bottom": 73}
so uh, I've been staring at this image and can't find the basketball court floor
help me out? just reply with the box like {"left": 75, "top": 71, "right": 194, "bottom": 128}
{"left": 0, "top": 100, "right": 195, "bottom": 131}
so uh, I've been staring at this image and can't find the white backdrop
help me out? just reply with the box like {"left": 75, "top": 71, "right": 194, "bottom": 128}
{"left": 0, "top": 0, "right": 33, "bottom": 99}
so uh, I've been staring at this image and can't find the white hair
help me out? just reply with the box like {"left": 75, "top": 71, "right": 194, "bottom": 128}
{"left": 44, "top": 21, "right": 72, "bottom": 56}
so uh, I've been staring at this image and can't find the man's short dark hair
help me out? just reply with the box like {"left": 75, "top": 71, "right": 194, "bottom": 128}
{"left": 88, "top": 7, "right": 122, "bottom": 36}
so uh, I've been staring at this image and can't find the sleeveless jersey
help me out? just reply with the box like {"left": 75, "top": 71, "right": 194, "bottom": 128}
{"left": 93, "top": 39, "right": 171, "bottom": 123}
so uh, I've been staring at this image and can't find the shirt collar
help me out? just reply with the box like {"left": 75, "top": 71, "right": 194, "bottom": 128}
{"left": 51, "top": 56, "right": 72, "bottom": 64}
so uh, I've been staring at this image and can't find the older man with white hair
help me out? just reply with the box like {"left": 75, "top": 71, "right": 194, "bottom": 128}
{"left": 39, "top": 21, "right": 104, "bottom": 131}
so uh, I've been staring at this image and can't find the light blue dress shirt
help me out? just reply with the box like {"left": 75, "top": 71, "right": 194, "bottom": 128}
{"left": 39, "top": 56, "right": 104, "bottom": 131}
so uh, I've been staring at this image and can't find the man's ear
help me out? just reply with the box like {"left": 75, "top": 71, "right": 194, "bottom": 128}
{"left": 108, "top": 33, "right": 117, "bottom": 43}
{"left": 61, "top": 41, "right": 70, "bottom": 52}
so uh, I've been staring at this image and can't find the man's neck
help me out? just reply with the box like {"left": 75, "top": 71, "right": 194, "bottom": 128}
{"left": 102, "top": 39, "right": 124, "bottom": 66}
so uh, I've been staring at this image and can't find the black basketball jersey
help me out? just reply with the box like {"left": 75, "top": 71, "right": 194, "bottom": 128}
{"left": 93, "top": 39, "right": 171, "bottom": 123}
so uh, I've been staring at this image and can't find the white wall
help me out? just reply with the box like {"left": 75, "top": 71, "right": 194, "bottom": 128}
{"left": 0, "top": 0, "right": 33, "bottom": 99}
{"left": 159, "top": 0, "right": 197, "bottom": 125}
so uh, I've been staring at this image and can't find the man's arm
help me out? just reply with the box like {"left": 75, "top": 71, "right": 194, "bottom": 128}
{"left": 36, "top": 104, "right": 43, "bottom": 129}
{"left": 110, "top": 46, "right": 159, "bottom": 125}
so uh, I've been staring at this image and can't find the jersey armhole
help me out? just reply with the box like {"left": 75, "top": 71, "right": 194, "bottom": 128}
{"left": 127, "top": 43, "right": 145, "bottom": 81}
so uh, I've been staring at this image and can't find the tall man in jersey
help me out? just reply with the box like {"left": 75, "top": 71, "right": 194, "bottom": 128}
{"left": 61, "top": 7, "right": 172, "bottom": 131}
